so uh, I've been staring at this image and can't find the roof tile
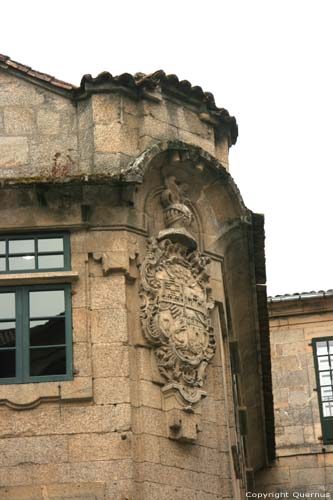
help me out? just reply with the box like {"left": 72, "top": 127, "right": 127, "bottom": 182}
{"left": 0, "top": 53, "right": 75, "bottom": 91}
{"left": 0, "top": 53, "right": 238, "bottom": 143}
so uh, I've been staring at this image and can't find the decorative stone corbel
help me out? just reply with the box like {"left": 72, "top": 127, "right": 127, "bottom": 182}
{"left": 92, "top": 251, "right": 129, "bottom": 275}
{"left": 167, "top": 408, "right": 201, "bottom": 443}
{"left": 92, "top": 238, "right": 138, "bottom": 280}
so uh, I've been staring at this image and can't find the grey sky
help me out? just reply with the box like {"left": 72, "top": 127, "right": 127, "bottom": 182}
{"left": 2, "top": 0, "right": 332, "bottom": 295}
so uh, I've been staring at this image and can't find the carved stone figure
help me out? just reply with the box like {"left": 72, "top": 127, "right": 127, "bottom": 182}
{"left": 140, "top": 235, "right": 216, "bottom": 404}
{"left": 160, "top": 175, "right": 193, "bottom": 229}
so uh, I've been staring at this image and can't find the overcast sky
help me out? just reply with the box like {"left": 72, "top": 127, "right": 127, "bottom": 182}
{"left": 1, "top": 0, "right": 332, "bottom": 296}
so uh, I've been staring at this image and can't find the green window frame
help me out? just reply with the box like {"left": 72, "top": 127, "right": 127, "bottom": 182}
{"left": 0, "top": 233, "right": 70, "bottom": 274}
{"left": 312, "top": 337, "right": 333, "bottom": 444}
{"left": 0, "top": 284, "right": 73, "bottom": 384}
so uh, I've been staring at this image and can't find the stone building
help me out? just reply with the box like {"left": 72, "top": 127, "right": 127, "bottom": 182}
{"left": 255, "top": 291, "right": 333, "bottom": 494}
{"left": 0, "top": 54, "right": 274, "bottom": 499}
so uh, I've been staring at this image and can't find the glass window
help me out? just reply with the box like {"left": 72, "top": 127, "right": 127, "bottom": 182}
{"left": 313, "top": 337, "right": 333, "bottom": 444}
{"left": 0, "top": 234, "right": 69, "bottom": 273}
{"left": 0, "top": 285, "right": 72, "bottom": 384}
{"left": 9, "top": 239, "right": 34, "bottom": 253}
{"left": 38, "top": 238, "right": 64, "bottom": 252}
{"left": 0, "top": 292, "right": 15, "bottom": 319}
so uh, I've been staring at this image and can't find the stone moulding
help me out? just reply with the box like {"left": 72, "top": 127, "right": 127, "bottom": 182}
{"left": 0, "top": 378, "right": 93, "bottom": 411}
{"left": 139, "top": 236, "right": 216, "bottom": 405}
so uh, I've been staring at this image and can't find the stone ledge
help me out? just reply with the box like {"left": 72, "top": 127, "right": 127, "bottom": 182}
{"left": 0, "top": 481, "right": 106, "bottom": 500}
{"left": 0, "top": 270, "right": 79, "bottom": 285}
{"left": 0, "top": 376, "right": 93, "bottom": 410}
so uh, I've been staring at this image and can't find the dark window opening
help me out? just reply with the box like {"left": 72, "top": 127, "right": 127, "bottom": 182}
{"left": 313, "top": 337, "right": 333, "bottom": 444}
{"left": 0, "top": 285, "right": 72, "bottom": 384}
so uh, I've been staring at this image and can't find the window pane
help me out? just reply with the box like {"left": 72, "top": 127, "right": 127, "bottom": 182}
{"left": 0, "top": 322, "right": 15, "bottom": 347}
{"left": 322, "top": 387, "right": 333, "bottom": 401}
{"left": 318, "top": 356, "right": 330, "bottom": 371}
{"left": 38, "top": 238, "right": 63, "bottom": 252}
{"left": 0, "top": 350, "right": 15, "bottom": 378}
{"left": 30, "top": 347, "right": 66, "bottom": 376}
{"left": 9, "top": 256, "right": 35, "bottom": 271}
{"left": 317, "top": 341, "right": 328, "bottom": 355}
{"left": 29, "top": 290, "right": 65, "bottom": 318}
{"left": 38, "top": 255, "right": 64, "bottom": 270}
{"left": 0, "top": 293, "right": 15, "bottom": 319}
{"left": 0, "top": 258, "right": 5, "bottom": 271}
{"left": 30, "top": 318, "right": 65, "bottom": 346}
{"left": 323, "top": 402, "right": 333, "bottom": 417}
{"left": 320, "top": 371, "right": 331, "bottom": 386}
{"left": 329, "top": 341, "right": 333, "bottom": 354}
{"left": 9, "top": 239, "right": 34, "bottom": 254}
{"left": 0, "top": 241, "right": 5, "bottom": 254}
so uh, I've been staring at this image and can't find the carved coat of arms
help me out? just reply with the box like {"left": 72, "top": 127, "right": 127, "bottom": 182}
{"left": 140, "top": 236, "right": 216, "bottom": 404}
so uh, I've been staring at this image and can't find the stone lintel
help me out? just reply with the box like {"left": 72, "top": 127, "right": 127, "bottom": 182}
{"left": 0, "top": 271, "right": 79, "bottom": 286}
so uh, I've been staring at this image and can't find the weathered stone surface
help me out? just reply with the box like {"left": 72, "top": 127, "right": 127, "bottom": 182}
{"left": 139, "top": 115, "right": 178, "bottom": 142}
{"left": 0, "top": 405, "right": 115, "bottom": 437}
{"left": 135, "top": 462, "right": 222, "bottom": 494}
{"left": 37, "top": 109, "right": 60, "bottom": 135}
{"left": 0, "top": 459, "right": 133, "bottom": 487}
{"left": 90, "top": 307, "right": 128, "bottom": 344}
{"left": 132, "top": 407, "right": 166, "bottom": 436}
{"left": 288, "top": 389, "right": 310, "bottom": 406}
{"left": 60, "top": 377, "right": 93, "bottom": 401}
{"left": 29, "top": 136, "right": 78, "bottom": 176}
{"left": 135, "top": 347, "right": 153, "bottom": 381}
{"left": 92, "top": 345, "right": 129, "bottom": 378}
{"left": 106, "top": 479, "right": 135, "bottom": 500}
{"left": 133, "top": 433, "right": 161, "bottom": 464}
{"left": 92, "top": 93, "right": 122, "bottom": 123}
{"left": 0, "top": 73, "right": 45, "bottom": 106}
{"left": 270, "top": 328, "right": 304, "bottom": 344}
{"left": 289, "top": 467, "right": 325, "bottom": 486}
{"left": 4, "top": 107, "right": 35, "bottom": 134}
{"left": 90, "top": 275, "right": 126, "bottom": 309}
{"left": 0, "top": 136, "right": 29, "bottom": 167}
{"left": 273, "top": 368, "right": 308, "bottom": 388}
{"left": 159, "top": 438, "right": 222, "bottom": 475}
{"left": 73, "top": 342, "right": 92, "bottom": 377}
{"left": 144, "top": 100, "right": 214, "bottom": 141}
{"left": 135, "top": 380, "right": 162, "bottom": 409}
{"left": 68, "top": 432, "right": 132, "bottom": 462}
{"left": 0, "top": 436, "right": 68, "bottom": 467}
{"left": 94, "top": 121, "right": 138, "bottom": 156}
{"left": 72, "top": 307, "right": 88, "bottom": 343}
{"left": 138, "top": 481, "right": 197, "bottom": 500}
{"left": 178, "top": 128, "right": 215, "bottom": 155}
{"left": 0, "top": 482, "right": 106, "bottom": 500}
{"left": 255, "top": 466, "right": 290, "bottom": 485}
{"left": 94, "top": 376, "right": 131, "bottom": 405}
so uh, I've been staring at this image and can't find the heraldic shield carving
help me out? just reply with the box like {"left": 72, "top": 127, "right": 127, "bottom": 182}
{"left": 140, "top": 175, "right": 216, "bottom": 404}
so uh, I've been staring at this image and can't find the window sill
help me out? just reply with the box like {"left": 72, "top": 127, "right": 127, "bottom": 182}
{"left": 0, "top": 271, "right": 79, "bottom": 285}
{"left": 0, "top": 376, "right": 92, "bottom": 410}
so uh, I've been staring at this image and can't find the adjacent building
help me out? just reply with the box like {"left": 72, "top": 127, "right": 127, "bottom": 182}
{"left": 255, "top": 291, "right": 333, "bottom": 494}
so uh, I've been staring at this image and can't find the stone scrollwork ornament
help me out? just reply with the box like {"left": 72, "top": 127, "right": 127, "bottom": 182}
{"left": 139, "top": 175, "right": 216, "bottom": 404}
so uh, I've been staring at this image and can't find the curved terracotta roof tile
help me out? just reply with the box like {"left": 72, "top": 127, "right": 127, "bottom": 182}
{"left": 0, "top": 53, "right": 238, "bottom": 144}
{"left": 0, "top": 53, "right": 75, "bottom": 91}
